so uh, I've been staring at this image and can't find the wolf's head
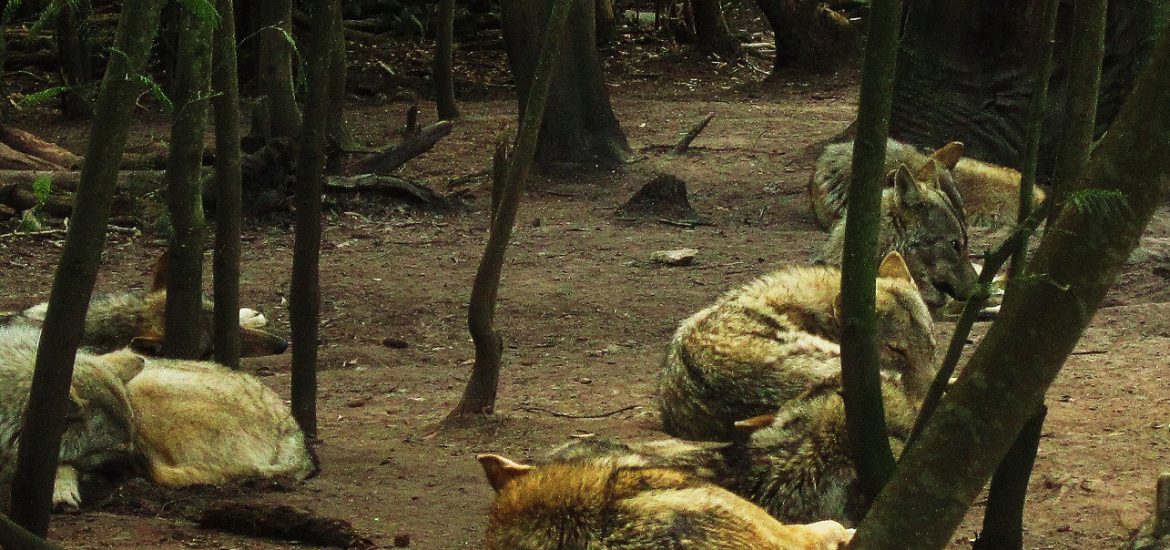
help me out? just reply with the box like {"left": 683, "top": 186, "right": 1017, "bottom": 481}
{"left": 885, "top": 161, "right": 979, "bottom": 310}
{"left": 55, "top": 348, "right": 145, "bottom": 473}
{"left": 871, "top": 251, "right": 938, "bottom": 398}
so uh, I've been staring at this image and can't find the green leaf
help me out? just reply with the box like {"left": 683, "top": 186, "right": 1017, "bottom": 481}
{"left": 1066, "top": 188, "right": 1129, "bottom": 222}
{"left": 16, "top": 86, "right": 70, "bottom": 110}
{"left": 32, "top": 175, "right": 52, "bottom": 205}
{"left": 138, "top": 75, "right": 175, "bottom": 112}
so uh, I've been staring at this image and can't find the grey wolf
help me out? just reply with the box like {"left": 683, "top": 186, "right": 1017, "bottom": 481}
{"left": 657, "top": 251, "right": 935, "bottom": 440}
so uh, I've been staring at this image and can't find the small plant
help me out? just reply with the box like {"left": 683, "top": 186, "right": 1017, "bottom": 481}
{"left": 16, "top": 175, "right": 53, "bottom": 233}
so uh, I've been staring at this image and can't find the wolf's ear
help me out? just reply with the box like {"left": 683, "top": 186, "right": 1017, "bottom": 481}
{"left": 98, "top": 349, "right": 147, "bottom": 383}
{"left": 878, "top": 251, "right": 915, "bottom": 284}
{"left": 892, "top": 164, "right": 924, "bottom": 206}
{"left": 477, "top": 454, "right": 534, "bottom": 492}
{"left": 149, "top": 250, "right": 170, "bottom": 292}
{"left": 65, "top": 387, "right": 87, "bottom": 420}
{"left": 929, "top": 141, "right": 964, "bottom": 170}
{"left": 733, "top": 413, "right": 776, "bottom": 435}
{"left": 129, "top": 332, "right": 164, "bottom": 356}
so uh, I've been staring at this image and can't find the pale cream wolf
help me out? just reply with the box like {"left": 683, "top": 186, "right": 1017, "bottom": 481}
{"left": 99, "top": 351, "right": 317, "bottom": 487}
{"left": 0, "top": 325, "right": 144, "bottom": 508}
{"left": 809, "top": 138, "right": 1046, "bottom": 228}
{"left": 657, "top": 251, "right": 935, "bottom": 441}
{"left": 819, "top": 163, "right": 979, "bottom": 310}
{"left": 477, "top": 453, "right": 855, "bottom": 549}
{"left": 9, "top": 253, "right": 287, "bottom": 358}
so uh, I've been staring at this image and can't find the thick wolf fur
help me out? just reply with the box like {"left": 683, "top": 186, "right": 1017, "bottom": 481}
{"left": 809, "top": 138, "right": 1045, "bottom": 229}
{"left": 820, "top": 163, "right": 979, "bottom": 310}
{"left": 657, "top": 252, "right": 935, "bottom": 441}
{"left": 97, "top": 353, "right": 316, "bottom": 487}
{"left": 0, "top": 325, "right": 144, "bottom": 507}
{"left": 477, "top": 454, "right": 855, "bottom": 550}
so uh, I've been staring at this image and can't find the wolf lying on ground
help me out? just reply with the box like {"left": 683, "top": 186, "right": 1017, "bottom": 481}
{"left": 477, "top": 453, "right": 855, "bottom": 549}
{"left": 657, "top": 251, "right": 935, "bottom": 440}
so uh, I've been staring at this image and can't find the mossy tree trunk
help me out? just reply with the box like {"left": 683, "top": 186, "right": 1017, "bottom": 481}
{"left": 8, "top": 0, "right": 163, "bottom": 536}
{"left": 326, "top": 0, "right": 353, "bottom": 158}
{"left": 56, "top": 0, "right": 94, "bottom": 118}
{"left": 289, "top": 0, "right": 335, "bottom": 437}
{"left": 690, "top": 0, "right": 738, "bottom": 57}
{"left": 212, "top": 0, "right": 243, "bottom": 368}
{"left": 162, "top": 3, "right": 213, "bottom": 359}
{"left": 754, "top": 0, "right": 856, "bottom": 74}
{"left": 433, "top": 0, "right": 460, "bottom": 120}
{"left": 258, "top": 0, "right": 301, "bottom": 139}
{"left": 848, "top": 22, "right": 1170, "bottom": 550}
{"left": 838, "top": 0, "right": 901, "bottom": 504}
{"left": 889, "top": 0, "right": 1161, "bottom": 175}
{"left": 595, "top": 0, "right": 617, "bottom": 46}
{"left": 500, "top": 0, "right": 632, "bottom": 168}
{"left": 449, "top": 0, "right": 572, "bottom": 418}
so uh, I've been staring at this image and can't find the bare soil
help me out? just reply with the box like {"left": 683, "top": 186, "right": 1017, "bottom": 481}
{"left": 2, "top": 39, "right": 1169, "bottom": 550}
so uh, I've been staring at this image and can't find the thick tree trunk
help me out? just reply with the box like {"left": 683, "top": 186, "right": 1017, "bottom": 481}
{"left": 754, "top": 0, "right": 856, "bottom": 74}
{"left": 212, "top": 0, "right": 243, "bottom": 369}
{"left": 7, "top": 0, "right": 163, "bottom": 536}
{"left": 849, "top": 23, "right": 1170, "bottom": 550}
{"left": 839, "top": 0, "right": 902, "bottom": 503}
{"left": 595, "top": 0, "right": 617, "bottom": 46}
{"left": 56, "top": 0, "right": 94, "bottom": 118}
{"left": 258, "top": 0, "right": 301, "bottom": 139}
{"left": 890, "top": 0, "right": 1160, "bottom": 175}
{"left": 433, "top": 0, "right": 461, "bottom": 120}
{"left": 690, "top": 0, "right": 738, "bottom": 57}
{"left": 500, "top": 0, "right": 631, "bottom": 168}
{"left": 289, "top": 0, "right": 335, "bottom": 438}
{"left": 163, "top": 4, "right": 213, "bottom": 359}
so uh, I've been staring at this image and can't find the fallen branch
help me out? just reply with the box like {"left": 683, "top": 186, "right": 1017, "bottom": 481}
{"left": 350, "top": 118, "right": 453, "bottom": 176}
{"left": 517, "top": 404, "right": 640, "bottom": 419}
{"left": 197, "top": 501, "right": 374, "bottom": 549}
{"left": 672, "top": 112, "right": 715, "bottom": 154}
{"left": 324, "top": 174, "right": 450, "bottom": 207}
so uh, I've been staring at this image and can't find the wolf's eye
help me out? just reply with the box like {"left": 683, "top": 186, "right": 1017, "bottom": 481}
{"left": 886, "top": 345, "right": 910, "bottom": 362}
{"left": 950, "top": 239, "right": 962, "bottom": 252}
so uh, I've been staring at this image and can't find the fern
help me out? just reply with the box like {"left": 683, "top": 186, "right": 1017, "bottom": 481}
{"left": 31, "top": 175, "right": 52, "bottom": 206}
{"left": 17, "top": 86, "right": 70, "bottom": 110}
{"left": 137, "top": 75, "right": 175, "bottom": 112}
{"left": 1066, "top": 188, "right": 1129, "bottom": 222}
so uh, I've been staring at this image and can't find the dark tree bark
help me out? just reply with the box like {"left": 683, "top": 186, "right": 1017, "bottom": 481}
{"left": 433, "top": 0, "right": 461, "bottom": 120}
{"left": 595, "top": 0, "right": 617, "bottom": 46}
{"left": 690, "top": 0, "right": 738, "bottom": 57}
{"left": 501, "top": 0, "right": 631, "bottom": 168}
{"left": 890, "top": 0, "right": 1162, "bottom": 176}
{"left": 754, "top": 0, "right": 856, "bottom": 74}
{"left": 448, "top": 0, "right": 571, "bottom": 419}
{"left": 258, "top": 0, "right": 301, "bottom": 139}
{"left": 163, "top": 4, "right": 213, "bottom": 359}
{"left": 972, "top": 406, "right": 1047, "bottom": 550}
{"left": 213, "top": 0, "right": 244, "bottom": 369}
{"left": 838, "top": 0, "right": 901, "bottom": 503}
{"left": 849, "top": 23, "right": 1170, "bottom": 549}
{"left": 56, "top": 0, "right": 94, "bottom": 118}
{"left": 8, "top": 0, "right": 163, "bottom": 536}
{"left": 289, "top": 0, "right": 335, "bottom": 437}
{"left": 326, "top": 0, "right": 353, "bottom": 158}
{"left": 0, "top": 514, "right": 66, "bottom": 550}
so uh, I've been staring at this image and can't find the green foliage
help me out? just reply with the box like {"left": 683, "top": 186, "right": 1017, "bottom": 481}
{"left": 31, "top": 175, "right": 52, "bottom": 205}
{"left": 16, "top": 86, "right": 70, "bottom": 110}
{"left": 1066, "top": 188, "right": 1130, "bottom": 222}
{"left": 177, "top": 0, "right": 221, "bottom": 29}
{"left": 137, "top": 74, "right": 174, "bottom": 112}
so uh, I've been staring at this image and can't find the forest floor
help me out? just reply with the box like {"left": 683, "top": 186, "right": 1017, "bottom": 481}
{"left": 1, "top": 27, "right": 1170, "bottom": 550}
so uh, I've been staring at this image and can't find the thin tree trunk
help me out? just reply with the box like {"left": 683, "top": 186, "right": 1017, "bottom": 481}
{"left": 290, "top": 0, "right": 335, "bottom": 437}
{"left": 1049, "top": 0, "right": 1107, "bottom": 223}
{"left": 838, "top": 0, "right": 902, "bottom": 503}
{"left": 433, "top": 0, "right": 460, "bottom": 120}
{"left": 326, "top": 0, "right": 353, "bottom": 158}
{"left": 56, "top": 0, "right": 94, "bottom": 118}
{"left": 7, "top": 0, "right": 163, "bottom": 536}
{"left": 848, "top": 24, "right": 1170, "bottom": 550}
{"left": 448, "top": 0, "right": 572, "bottom": 418}
{"left": 163, "top": 4, "right": 213, "bottom": 359}
{"left": 0, "top": 514, "right": 67, "bottom": 550}
{"left": 213, "top": 0, "right": 243, "bottom": 369}
{"left": 258, "top": 0, "right": 301, "bottom": 139}
{"left": 972, "top": 406, "right": 1047, "bottom": 550}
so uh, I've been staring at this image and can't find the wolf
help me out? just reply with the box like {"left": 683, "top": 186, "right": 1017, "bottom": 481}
{"left": 98, "top": 351, "right": 317, "bottom": 487}
{"left": 819, "top": 163, "right": 980, "bottom": 311}
{"left": 809, "top": 138, "right": 1046, "bottom": 229}
{"left": 0, "top": 325, "right": 144, "bottom": 508}
{"left": 657, "top": 250, "right": 935, "bottom": 441}
{"left": 477, "top": 453, "right": 855, "bottom": 549}
{"left": 10, "top": 253, "right": 288, "bottom": 358}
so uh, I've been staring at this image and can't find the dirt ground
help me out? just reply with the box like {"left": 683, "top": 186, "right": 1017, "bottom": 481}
{"left": 1, "top": 34, "right": 1169, "bottom": 550}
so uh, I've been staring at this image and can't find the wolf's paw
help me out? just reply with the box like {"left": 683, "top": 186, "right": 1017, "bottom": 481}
{"left": 239, "top": 308, "right": 268, "bottom": 329}
{"left": 52, "top": 465, "right": 82, "bottom": 509}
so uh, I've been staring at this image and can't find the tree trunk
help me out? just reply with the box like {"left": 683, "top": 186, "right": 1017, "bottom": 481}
{"left": 212, "top": 0, "right": 243, "bottom": 369}
{"left": 848, "top": 23, "right": 1170, "bottom": 550}
{"left": 838, "top": 0, "right": 902, "bottom": 504}
{"left": 754, "top": 0, "right": 856, "bottom": 74}
{"left": 595, "top": 0, "right": 617, "bottom": 47}
{"left": 433, "top": 0, "right": 461, "bottom": 120}
{"left": 449, "top": 0, "right": 572, "bottom": 419}
{"left": 56, "top": 0, "right": 94, "bottom": 118}
{"left": 7, "top": 0, "right": 163, "bottom": 536}
{"left": 972, "top": 406, "right": 1047, "bottom": 550}
{"left": 162, "top": 4, "right": 213, "bottom": 360}
{"left": 289, "top": 0, "right": 335, "bottom": 438}
{"left": 0, "top": 514, "right": 67, "bottom": 550}
{"left": 500, "top": 0, "right": 631, "bottom": 168}
{"left": 889, "top": 0, "right": 1161, "bottom": 176}
{"left": 326, "top": 0, "right": 353, "bottom": 160}
{"left": 690, "top": 0, "right": 738, "bottom": 57}
{"left": 258, "top": 0, "right": 301, "bottom": 139}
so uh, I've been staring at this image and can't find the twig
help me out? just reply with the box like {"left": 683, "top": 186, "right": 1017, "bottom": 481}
{"left": 1070, "top": 350, "right": 1106, "bottom": 356}
{"left": 517, "top": 404, "right": 639, "bottom": 419}
{"left": 0, "top": 226, "right": 139, "bottom": 239}
{"left": 672, "top": 112, "right": 715, "bottom": 155}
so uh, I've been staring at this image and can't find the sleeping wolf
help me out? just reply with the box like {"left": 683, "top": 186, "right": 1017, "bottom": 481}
{"left": 10, "top": 253, "right": 287, "bottom": 358}
{"left": 657, "top": 251, "right": 935, "bottom": 440}
{"left": 0, "top": 325, "right": 143, "bottom": 508}
{"left": 809, "top": 138, "right": 1046, "bottom": 228}
{"left": 819, "top": 163, "right": 979, "bottom": 310}
{"left": 477, "top": 453, "right": 855, "bottom": 549}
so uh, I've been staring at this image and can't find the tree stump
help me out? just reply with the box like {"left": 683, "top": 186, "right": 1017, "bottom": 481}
{"left": 615, "top": 173, "right": 705, "bottom": 225}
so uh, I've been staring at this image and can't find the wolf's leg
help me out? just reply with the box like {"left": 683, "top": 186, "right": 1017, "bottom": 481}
{"left": 52, "top": 463, "right": 82, "bottom": 508}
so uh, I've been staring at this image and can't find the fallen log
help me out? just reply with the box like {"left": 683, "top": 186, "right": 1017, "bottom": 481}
{"left": 325, "top": 174, "right": 451, "bottom": 207}
{"left": 0, "top": 126, "right": 82, "bottom": 169}
{"left": 349, "top": 107, "right": 453, "bottom": 176}
{"left": 197, "top": 500, "right": 375, "bottom": 549}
